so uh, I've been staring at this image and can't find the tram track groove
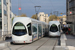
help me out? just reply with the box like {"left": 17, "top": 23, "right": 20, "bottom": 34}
{"left": 36, "top": 38, "right": 58, "bottom": 50}
{"left": 36, "top": 38, "right": 50, "bottom": 50}
{"left": 52, "top": 38, "right": 58, "bottom": 50}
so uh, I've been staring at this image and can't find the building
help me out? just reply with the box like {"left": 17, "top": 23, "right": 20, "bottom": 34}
{"left": 66, "top": 0, "right": 75, "bottom": 35}
{"left": 0, "top": 0, "right": 2, "bottom": 29}
{"left": 38, "top": 12, "right": 49, "bottom": 24}
{"left": 59, "top": 15, "right": 67, "bottom": 24}
{"left": 0, "top": 0, "right": 12, "bottom": 40}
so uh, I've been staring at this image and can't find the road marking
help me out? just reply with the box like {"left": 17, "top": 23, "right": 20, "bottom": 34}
{"left": 63, "top": 34, "right": 67, "bottom": 40}
{"left": 60, "top": 34, "right": 67, "bottom": 40}
{"left": 67, "top": 46, "right": 75, "bottom": 50}
{"left": 60, "top": 34, "right": 67, "bottom": 46}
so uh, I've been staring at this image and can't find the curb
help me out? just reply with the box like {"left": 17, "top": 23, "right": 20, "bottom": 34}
{"left": 60, "top": 34, "right": 67, "bottom": 46}
{"left": 0, "top": 42, "right": 10, "bottom": 47}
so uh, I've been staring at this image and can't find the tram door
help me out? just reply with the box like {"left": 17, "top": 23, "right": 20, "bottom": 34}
{"left": 38, "top": 24, "right": 42, "bottom": 38}
{"left": 58, "top": 25, "right": 61, "bottom": 32}
{"left": 32, "top": 23, "right": 38, "bottom": 41}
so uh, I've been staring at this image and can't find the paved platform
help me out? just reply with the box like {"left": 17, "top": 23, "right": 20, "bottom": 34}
{"left": 0, "top": 34, "right": 75, "bottom": 50}
{"left": 0, "top": 39, "right": 12, "bottom": 47}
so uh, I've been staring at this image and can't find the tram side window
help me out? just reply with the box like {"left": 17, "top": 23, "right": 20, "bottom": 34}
{"left": 38, "top": 24, "right": 42, "bottom": 34}
{"left": 27, "top": 23, "right": 32, "bottom": 36}
{"left": 32, "top": 24, "right": 37, "bottom": 34}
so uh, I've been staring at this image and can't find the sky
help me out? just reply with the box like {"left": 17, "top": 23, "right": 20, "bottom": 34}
{"left": 11, "top": 0, "right": 66, "bottom": 17}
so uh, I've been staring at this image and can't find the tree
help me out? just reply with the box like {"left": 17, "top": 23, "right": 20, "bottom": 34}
{"left": 49, "top": 15, "right": 57, "bottom": 21}
{"left": 31, "top": 14, "right": 37, "bottom": 19}
{"left": 11, "top": 17, "right": 14, "bottom": 25}
{"left": 19, "top": 14, "right": 27, "bottom": 17}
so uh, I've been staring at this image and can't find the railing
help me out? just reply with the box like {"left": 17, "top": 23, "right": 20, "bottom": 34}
{"left": 0, "top": 31, "right": 11, "bottom": 41}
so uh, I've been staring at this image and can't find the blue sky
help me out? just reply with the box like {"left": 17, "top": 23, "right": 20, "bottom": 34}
{"left": 11, "top": 0, "right": 66, "bottom": 17}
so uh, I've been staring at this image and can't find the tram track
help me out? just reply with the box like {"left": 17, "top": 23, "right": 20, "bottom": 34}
{"left": 36, "top": 38, "right": 58, "bottom": 50}
{"left": 1, "top": 38, "right": 58, "bottom": 50}
{"left": 52, "top": 38, "right": 58, "bottom": 50}
{"left": 36, "top": 38, "right": 50, "bottom": 50}
{"left": 15, "top": 38, "right": 50, "bottom": 50}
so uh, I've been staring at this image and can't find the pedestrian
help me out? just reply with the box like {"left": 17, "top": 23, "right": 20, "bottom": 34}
{"left": 68, "top": 27, "right": 71, "bottom": 34}
{"left": 62, "top": 27, "right": 66, "bottom": 33}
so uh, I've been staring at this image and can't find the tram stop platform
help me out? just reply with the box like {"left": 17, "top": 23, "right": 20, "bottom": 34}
{"left": 54, "top": 34, "right": 75, "bottom": 50}
{"left": 0, "top": 38, "right": 12, "bottom": 47}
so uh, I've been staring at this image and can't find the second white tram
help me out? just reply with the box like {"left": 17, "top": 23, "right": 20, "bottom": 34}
{"left": 49, "top": 21, "right": 61, "bottom": 37}
{"left": 12, "top": 17, "right": 48, "bottom": 43}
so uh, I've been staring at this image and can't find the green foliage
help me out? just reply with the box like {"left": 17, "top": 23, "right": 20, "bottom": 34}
{"left": 19, "top": 14, "right": 27, "bottom": 17}
{"left": 31, "top": 14, "right": 37, "bottom": 19}
{"left": 49, "top": 15, "right": 57, "bottom": 21}
{"left": 12, "top": 17, "right": 14, "bottom": 21}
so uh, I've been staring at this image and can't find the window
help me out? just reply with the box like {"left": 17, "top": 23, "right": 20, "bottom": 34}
{"left": 50, "top": 24, "right": 58, "bottom": 32}
{"left": 4, "top": 10, "right": 7, "bottom": 16}
{"left": 0, "top": 13, "right": 1, "bottom": 17}
{"left": 42, "top": 14, "right": 44, "bottom": 16}
{"left": 10, "top": 14, "right": 11, "bottom": 18}
{"left": 38, "top": 24, "right": 42, "bottom": 34}
{"left": 40, "top": 15, "right": 41, "bottom": 16}
{"left": 32, "top": 24, "right": 37, "bottom": 34}
{"left": 0, "top": 6, "right": 1, "bottom": 9}
{"left": 27, "top": 23, "right": 32, "bottom": 36}
{"left": 38, "top": 24, "right": 42, "bottom": 37}
{"left": 12, "top": 22, "right": 27, "bottom": 36}
{"left": 10, "top": 7, "right": 11, "bottom": 10}
{"left": 3, "top": 0, "right": 6, "bottom": 5}
{"left": 0, "top": 21, "right": 2, "bottom": 29}
{"left": 10, "top": 0, "right": 11, "bottom": 3}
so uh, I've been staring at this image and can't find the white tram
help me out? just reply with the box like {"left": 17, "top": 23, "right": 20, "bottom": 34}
{"left": 12, "top": 17, "right": 48, "bottom": 43}
{"left": 49, "top": 21, "right": 61, "bottom": 37}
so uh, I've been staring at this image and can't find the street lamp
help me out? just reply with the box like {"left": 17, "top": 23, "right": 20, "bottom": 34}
{"left": 34, "top": 6, "right": 41, "bottom": 20}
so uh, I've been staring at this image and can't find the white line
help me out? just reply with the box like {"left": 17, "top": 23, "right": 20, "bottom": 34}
{"left": 60, "top": 34, "right": 67, "bottom": 46}
{"left": 63, "top": 34, "right": 67, "bottom": 40}
{"left": 67, "top": 46, "right": 75, "bottom": 50}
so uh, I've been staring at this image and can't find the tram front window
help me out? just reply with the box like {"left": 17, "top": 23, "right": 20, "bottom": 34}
{"left": 13, "top": 22, "right": 27, "bottom": 36}
{"left": 50, "top": 24, "right": 58, "bottom": 32}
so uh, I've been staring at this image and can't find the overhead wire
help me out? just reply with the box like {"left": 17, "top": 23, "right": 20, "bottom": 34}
{"left": 28, "top": 0, "right": 36, "bottom": 6}
{"left": 49, "top": 0, "right": 66, "bottom": 15}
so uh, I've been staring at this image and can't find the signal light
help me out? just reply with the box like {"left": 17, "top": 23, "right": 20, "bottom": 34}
{"left": 19, "top": 7, "right": 21, "bottom": 10}
{"left": 70, "top": 12, "right": 72, "bottom": 14}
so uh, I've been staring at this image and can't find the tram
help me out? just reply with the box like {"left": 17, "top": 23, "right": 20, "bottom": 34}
{"left": 12, "top": 17, "right": 48, "bottom": 43}
{"left": 49, "top": 21, "right": 61, "bottom": 37}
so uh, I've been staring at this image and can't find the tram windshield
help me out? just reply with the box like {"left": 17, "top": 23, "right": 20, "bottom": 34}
{"left": 50, "top": 24, "right": 58, "bottom": 32}
{"left": 12, "top": 22, "right": 27, "bottom": 36}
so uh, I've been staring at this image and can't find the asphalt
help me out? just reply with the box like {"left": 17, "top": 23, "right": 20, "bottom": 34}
{"left": 66, "top": 35, "right": 75, "bottom": 46}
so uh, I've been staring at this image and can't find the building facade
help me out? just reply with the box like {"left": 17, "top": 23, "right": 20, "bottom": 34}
{"left": 0, "top": 0, "right": 12, "bottom": 38}
{"left": 38, "top": 12, "right": 49, "bottom": 24}
{"left": 0, "top": 0, "right": 2, "bottom": 29}
{"left": 66, "top": 0, "right": 75, "bottom": 35}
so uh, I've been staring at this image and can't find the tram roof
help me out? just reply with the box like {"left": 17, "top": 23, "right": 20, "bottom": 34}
{"left": 49, "top": 21, "right": 60, "bottom": 25}
{"left": 13, "top": 17, "right": 47, "bottom": 24}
